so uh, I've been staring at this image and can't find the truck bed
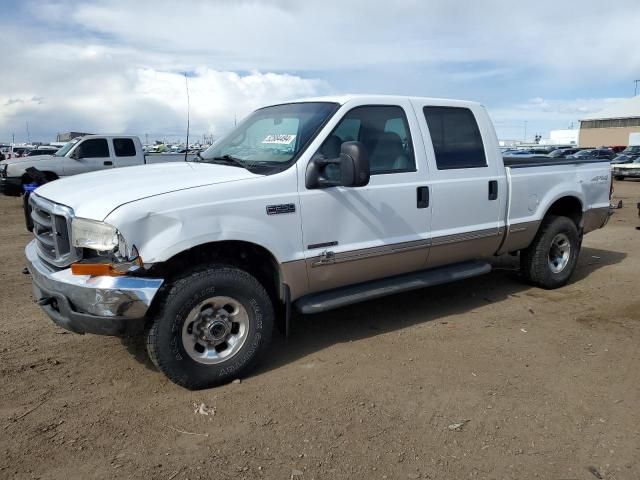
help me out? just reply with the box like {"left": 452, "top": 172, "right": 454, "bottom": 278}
{"left": 503, "top": 156, "right": 612, "bottom": 168}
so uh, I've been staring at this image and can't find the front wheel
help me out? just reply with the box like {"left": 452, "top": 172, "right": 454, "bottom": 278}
{"left": 146, "top": 266, "right": 274, "bottom": 389}
{"left": 520, "top": 215, "right": 580, "bottom": 289}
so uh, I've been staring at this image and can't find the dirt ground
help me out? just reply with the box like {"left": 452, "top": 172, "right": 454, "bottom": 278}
{"left": 0, "top": 181, "right": 638, "bottom": 480}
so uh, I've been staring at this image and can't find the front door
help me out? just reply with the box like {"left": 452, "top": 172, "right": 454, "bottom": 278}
{"left": 64, "top": 138, "right": 114, "bottom": 176}
{"left": 411, "top": 101, "right": 505, "bottom": 267}
{"left": 298, "top": 101, "right": 432, "bottom": 294}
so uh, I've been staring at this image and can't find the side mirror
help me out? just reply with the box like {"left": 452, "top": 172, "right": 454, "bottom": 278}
{"left": 306, "top": 141, "right": 370, "bottom": 189}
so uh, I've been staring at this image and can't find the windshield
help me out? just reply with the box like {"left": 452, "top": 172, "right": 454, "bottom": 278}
{"left": 55, "top": 139, "right": 80, "bottom": 157}
{"left": 548, "top": 149, "right": 565, "bottom": 157}
{"left": 198, "top": 102, "right": 338, "bottom": 171}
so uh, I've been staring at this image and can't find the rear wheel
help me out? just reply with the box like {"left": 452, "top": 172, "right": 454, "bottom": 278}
{"left": 614, "top": 176, "right": 624, "bottom": 181}
{"left": 146, "top": 266, "right": 274, "bottom": 389}
{"left": 520, "top": 215, "right": 580, "bottom": 289}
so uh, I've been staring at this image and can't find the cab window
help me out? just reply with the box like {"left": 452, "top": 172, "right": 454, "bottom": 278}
{"left": 317, "top": 105, "right": 416, "bottom": 175}
{"left": 423, "top": 106, "right": 487, "bottom": 170}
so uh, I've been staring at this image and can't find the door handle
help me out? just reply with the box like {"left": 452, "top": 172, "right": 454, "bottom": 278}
{"left": 417, "top": 186, "right": 429, "bottom": 208}
{"left": 488, "top": 180, "right": 498, "bottom": 200}
{"left": 104, "top": 161, "right": 113, "bottom": 166}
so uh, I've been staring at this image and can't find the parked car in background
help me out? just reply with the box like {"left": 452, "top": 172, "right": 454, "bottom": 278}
{"left": 612, "top": 156, "right": 640, "bottom": 180}
{"left": 12, "top": 147, "right": 31, "bottom": 158}
{"left": 0, "top": 144, "right": 13, "bottom": 160}
{"left": 621, "top": 145, "right": 640, "bottom": 156}
{"left": 24, "top": 95, "right": 612, "bottom": 389}
{"left": 0, "top": 135, "right": 195, "bottom": 196}
{"left": 591, "top": 148, "right": 616, "bottom": 160}
{"left": 611, "top": 154, "right": 636, "bottom": 165}
{"left": 548, "top": 148, "right": 582, "bottom": 158}
{"left": 609, "top": 146, "right": 626, "bottom": 154}
{"left": 26, "top": 146, "right": 59, "bottom": 157}
{"left": 567, "top": 148, "right": 615, "bottom": 160}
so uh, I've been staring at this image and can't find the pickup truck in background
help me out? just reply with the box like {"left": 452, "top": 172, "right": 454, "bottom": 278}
{"left": 0, "top": 135, "right": 193, "bottom": 196}
{"left": 24, "top": 95, "right": 612, "bottom": 389}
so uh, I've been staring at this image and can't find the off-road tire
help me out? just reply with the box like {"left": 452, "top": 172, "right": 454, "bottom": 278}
{"left": 520, "top": 215, "right": 580, "bottom": 289}
{"left": 146, "top": 266, "right": 274, "bottom": 389}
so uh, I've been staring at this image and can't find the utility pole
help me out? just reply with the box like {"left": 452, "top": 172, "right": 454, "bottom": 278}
{"left": 26, "top": 121, "right": 30, "bottom": 144}
{"left": 523, "top": 121, "right": 528, "bottom": 143}
{"left": 635, "top": 79, "right": 640, "bottom": 97}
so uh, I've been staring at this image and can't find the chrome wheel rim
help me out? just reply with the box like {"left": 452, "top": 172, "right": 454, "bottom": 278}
{"left": 181, "top": 296, "right": 249, "bottom": 365}
{"left": 548, "top": 233, "right": 571, "bottom": 274}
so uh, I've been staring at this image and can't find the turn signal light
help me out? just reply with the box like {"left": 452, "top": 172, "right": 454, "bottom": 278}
{"left": 70, "top": 263, "right": 125, "bottom": 276}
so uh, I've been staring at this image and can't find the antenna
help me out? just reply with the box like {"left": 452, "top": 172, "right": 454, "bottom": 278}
{"left": 184, "top": 73, "right": 190, "bottom": 162}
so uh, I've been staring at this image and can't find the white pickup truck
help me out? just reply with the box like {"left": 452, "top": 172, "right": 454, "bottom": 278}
{"left": 0, "top": 135, "right": 190, "bottom": 196}
{"left": 24, "top": 95, "right": 612, "bottom": 389}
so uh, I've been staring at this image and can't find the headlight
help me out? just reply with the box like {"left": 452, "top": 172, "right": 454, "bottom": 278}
{"left": 71, "top": 218, "right": 118, "bottom": 251}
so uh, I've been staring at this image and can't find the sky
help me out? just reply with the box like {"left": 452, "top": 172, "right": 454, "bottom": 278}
{"left": 1, "top": 0, "right": 639, "bottom": 144}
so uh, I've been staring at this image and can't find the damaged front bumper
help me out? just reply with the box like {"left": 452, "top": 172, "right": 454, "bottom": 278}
{"left": 25, "top": 240, "right": 164, "bottom": 335}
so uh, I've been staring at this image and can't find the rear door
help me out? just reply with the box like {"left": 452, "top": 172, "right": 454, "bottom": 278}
{"left": 297, "top": 99, "right": 432, "bottom": 293}
{"left": 64, "top": 138, "right": 114, "bottom": 175}
{"left": 411, "top": 101, "right": 506, "bottom": 268}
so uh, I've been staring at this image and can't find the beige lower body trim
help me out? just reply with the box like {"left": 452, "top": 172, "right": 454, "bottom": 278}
{"left": 497, "top": 220, "right": 541, "bottom": 255}
{"left": 305, "top": 241, "right": 430, "bottom": 295}
{"left": 281, "top": 259, "right": 309, "bottom": 301}
{"left": 583, "top": 206, "right": 611, "bottom": 233}
{"left": 427, "top": 228, "right": 503, "bottom": 269}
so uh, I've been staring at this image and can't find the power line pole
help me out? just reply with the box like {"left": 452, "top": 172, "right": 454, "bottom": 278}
{"left": 26, "top": 121, "right": 30, "bottom": 144}
{"left": 635, "top": 79, "right": 640, "bottom": 97}
{"left": 523, "top": 121, "right": 528, "bottom": 143}
{"left": 184, "top": 73, "right": 190, "bottom": 161}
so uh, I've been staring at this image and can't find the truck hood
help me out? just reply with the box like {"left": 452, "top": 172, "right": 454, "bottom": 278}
{"left": 3, "top": 154, "right": 56, "bottom": 166}
{"left": 34, "top": 162, "right": 263, "bottom": 220}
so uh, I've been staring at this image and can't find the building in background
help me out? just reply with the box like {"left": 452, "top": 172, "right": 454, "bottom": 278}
{"left": 579, "top": 97, "right": 640, "bottom": 147}
{"left": 56, "top": 131, "right": 93, "bottom": 142}
{"left": 547, "top": 129, "right": 578, "bottom": 145}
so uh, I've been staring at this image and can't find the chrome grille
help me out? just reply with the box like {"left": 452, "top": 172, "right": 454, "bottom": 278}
{"left": 30, "top": 194, "right": 80, "bottom": 268}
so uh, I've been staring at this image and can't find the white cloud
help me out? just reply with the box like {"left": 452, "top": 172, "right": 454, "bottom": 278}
{"left": 0, "top": 37, "right": 326, "bottom": 141}
{"left": 2, "top": 0, "right": 640, "bottom": 141}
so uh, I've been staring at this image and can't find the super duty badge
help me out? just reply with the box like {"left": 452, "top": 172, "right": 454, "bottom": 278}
{"left": 266, "top": 203, "right": 296, "bottom": 215}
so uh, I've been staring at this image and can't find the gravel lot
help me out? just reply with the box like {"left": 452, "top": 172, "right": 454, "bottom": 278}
{"left": 1, "top": 181, "right": 639, "bottom": 480}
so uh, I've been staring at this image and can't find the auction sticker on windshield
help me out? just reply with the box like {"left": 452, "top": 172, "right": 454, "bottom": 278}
{"left": 262, "top": 134, "right": 296, "bottom": 145}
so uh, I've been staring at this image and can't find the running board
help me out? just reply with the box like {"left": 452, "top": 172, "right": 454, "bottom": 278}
{"left": 295, "top": 260, "right": 492, "bottom": 315}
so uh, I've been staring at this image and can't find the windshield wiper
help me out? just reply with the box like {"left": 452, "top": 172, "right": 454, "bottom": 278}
{"left": 207, "top": 155, "right": 248, "bottom": 170}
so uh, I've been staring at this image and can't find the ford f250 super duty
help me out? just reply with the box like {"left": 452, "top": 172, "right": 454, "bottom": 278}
{"left": 24, "top": 95, "right": 612, "bottom": 389}
{"left": 0, "top": 135, "right": 192, "bottom": 196}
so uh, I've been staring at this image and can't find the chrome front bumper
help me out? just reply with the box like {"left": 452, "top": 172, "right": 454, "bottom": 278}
{"left": 25, "top": 240, "right": 164, "bottom": 335}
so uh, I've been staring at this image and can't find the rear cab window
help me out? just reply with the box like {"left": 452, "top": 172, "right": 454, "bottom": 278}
{"left": 423, "top": 106, "right": 487, "bottom": 170}
{"left": 113, "top": 138, "right": 136, "bottom": 157}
